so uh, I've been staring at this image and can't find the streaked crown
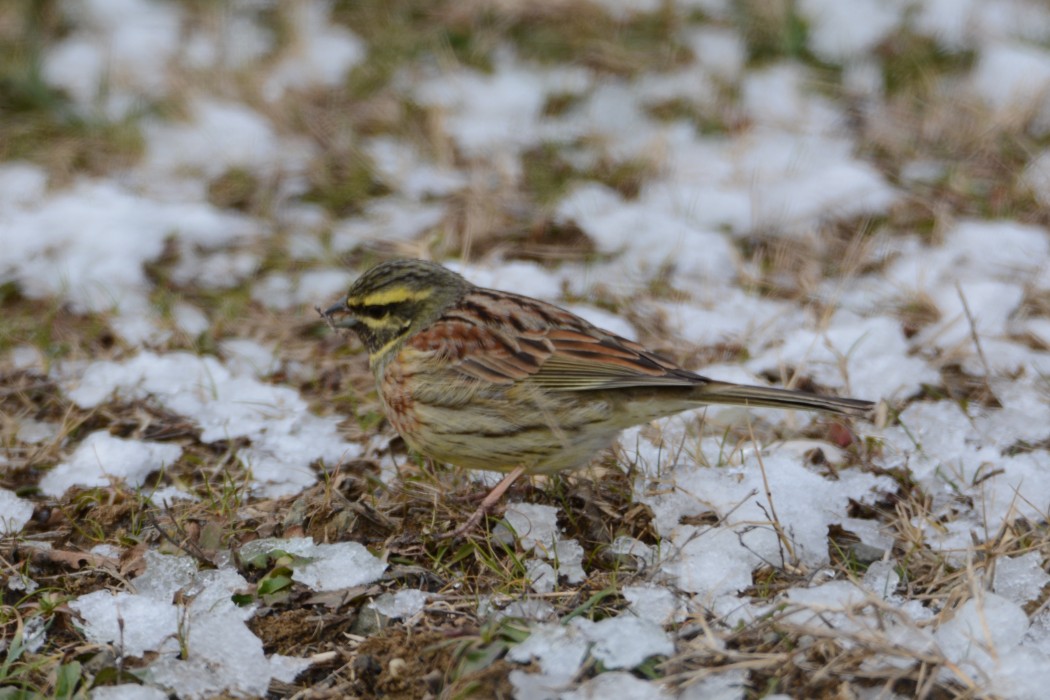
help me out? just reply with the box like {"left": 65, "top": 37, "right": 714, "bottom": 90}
{"left": 340, "top": 259, "right": 472, "bottom": 361}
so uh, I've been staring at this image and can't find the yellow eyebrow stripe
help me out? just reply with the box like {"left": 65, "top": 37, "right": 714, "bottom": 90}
{"left": 356, "top": 288, "right": 432, "bottom": 307}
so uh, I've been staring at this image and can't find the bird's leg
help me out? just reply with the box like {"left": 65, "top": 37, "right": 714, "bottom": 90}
{"left": 443, "top": 465, "right": 527, "bottom": 539}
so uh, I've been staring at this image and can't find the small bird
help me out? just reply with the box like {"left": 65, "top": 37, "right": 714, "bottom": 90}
{"left": 323, "top": 259, "right": 873, "bottom": 535}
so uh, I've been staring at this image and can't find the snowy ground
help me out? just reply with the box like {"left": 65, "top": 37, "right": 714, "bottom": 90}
{"left": 3, "top": 0, "right": 1050, "bottom": 698}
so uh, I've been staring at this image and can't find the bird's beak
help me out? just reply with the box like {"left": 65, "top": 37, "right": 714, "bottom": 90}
{"left": 321, "top": 302, "right": 360, "bottom": 330}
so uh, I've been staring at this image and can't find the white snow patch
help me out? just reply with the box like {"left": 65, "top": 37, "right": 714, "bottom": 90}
{"left": 749, "top": 312, "right": 936, "bottom": 400}
{"left": 142, "top": 99, "right": 311, "bottom": 180}
{"left": 40, "top": 432, "right": 182, "bottom": 497}
{"left": 239, "top": 537, "right": 387, "bottom": 591}
{"left": 16, "top": 419, "right": 57, "bottom": 445}
{"left": 740, "top": 64, "right": 842, "bottom": 132}
{"left": 8, "top": 345, "right": 46, "bottom": 373}
{"left": 172, "top": 303, "right": 209, "bottom": 337}
{"left": 91, "top": 685, "right": 170, "bottom": 700}
{"left": 508, "top": 622, "right": 591, "bottom": 698}
{"left": 647, "top": 128, "right": 898, "bottom": 238}
{"left": 146, "top": 564, "right": 312, "bottom": 698}
{"left": 509, "top": 615, "right": 673, "bottom": 696}
{"left": 912, "top": 0, "right": 982, "bottom": 49}
{"left": 660, "top": 526, "right": 756, "bottom": 599}
{"left": 172, "top": 249, "right": 261, "bottom": 290}
{"left": 562, "top": 671, "right": 673, "bottom": 700}
{"left": 499, "top": 503, "right": 560, "bottom": 550}
{"left": 627, "top": 422, "right": 894, "bottom": 593}
{"left": 71, "top": 589, "right": 180, "bottom": 657}
{"left": 0, "top": 162, "right": 48, "bottom": 210}
{"left": 656, "top": 291, "right": 806, "bottom": 351}
{"left": 365, "top": 137, "right": 467, "bottom": 200}
{"left": 877, "top": 395, "right": 1050, "bottom": 551}
{"left": 798, "top": 0, "right": 904, "bottom": 62}
{"left": 331, "top": 198, "right": 447, "bottom": 252}
{"left": 497, "top": 503, "right": 587, "bottom": 586}
{"left": 262, "top": 0, "right": 365, "bottom": 102}
{"left": 146, "top": 486, "right": 198, "bottom": 507}
{"left": 993, "top": 552, "right": 1050, "bottom": 606}
{"left": 42, "top": 0, "right": 183, "bottom": 117}
{"left": 0, "top": 179, "right": 255, "bottom": 336}
{"left": 563, "top": 304, "right": 638, "bottom": 341}
{"left": 934, "top": 593, "right": 1030, "bottom": 688}
{"left": 0, "top": 489, "right": 36, "bottom": 535}
{"left": 975, "top": 380, "right": 1050, "bottom": 447}
{"left": 609, "top": 536, "right": 657, "bottom": 569}
{"left": 971, "top": 42, "right": 1050, "bottom": 132}
{"left": 220, "top": 338, "right": 279, "bottom": 378}
{"left": 918, "top": 280, "right": 1025, "bottom": 351}
{"left": 450, "top": 260, "right": 566, "bottom": 302}
{"left": 687, "top": 27, "right": 746, "bottom": 80}
{"left": 892, "top": 220, "right": 1049, "bottom": 287}
{"left": 57, "top": 352, "right": 361, "bottom": 497}
{"left": 623, "top": 584, "right": 683, "bottom": 625}
{"left": 677, "top": 669, "right": 748, "bottom": 700}
{"left": 557, "top": 184, "right": 739, "bottom": 283}
{"left": 524, "top": 559, "right": 558, "bottom": 594}
{"left": 1022, "top": 149, "right": 1050, "bottom": 207}
{"left": 253, "top": 268, "right": 351, "bottom": 312}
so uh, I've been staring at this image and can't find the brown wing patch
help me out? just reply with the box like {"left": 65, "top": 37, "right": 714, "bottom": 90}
{"left": 407, "top": 318, "right": 554, "bottom": 385}
{"left": 413, "top": 289, "right": 702, "bottom": 391}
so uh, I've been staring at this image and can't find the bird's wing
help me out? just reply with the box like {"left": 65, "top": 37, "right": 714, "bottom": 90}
{"left": 407, "top": 291, "right": 701, "bottom": 391}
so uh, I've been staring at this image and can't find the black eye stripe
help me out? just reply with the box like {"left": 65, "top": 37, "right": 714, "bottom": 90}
{"left": 350, "top": 302, "right": 400, "bottom": 319}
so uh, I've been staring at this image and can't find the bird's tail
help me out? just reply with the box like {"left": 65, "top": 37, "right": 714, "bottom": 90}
{"left": 693, "top": 381, "right": 874, "bottom": 418}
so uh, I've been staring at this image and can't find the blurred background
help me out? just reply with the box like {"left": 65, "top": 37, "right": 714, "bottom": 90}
{"left": 5, "top": 1, "right": 1050, "bottom": 698}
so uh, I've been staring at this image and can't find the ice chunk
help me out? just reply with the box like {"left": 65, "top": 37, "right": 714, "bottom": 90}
{"left": 91, "top": 686, "right": 169, "bottom": 700}
{"left": 623, "top": 584, "right": 682, "bottom": 625}
{"left": 507, "top": 622, "right": 590, "bottom": 679}
{"left": 148, "top": 604, "right": 309, "bottom": 698}
{"left": 240, "top": 538, "right": 387, "bottom": 591}
{"left": 587, "top": 616, "right": 674, "bottom": 669}
{"left": 133, "top": 551, "right": 198, "bottom": 600}
{"left": 993, "top": 552, "right": 1050, "bottom": 606}
{"left": 562, "top": 671, "right": 672, "bottom": 700}
{"left": 861, "top": 561, "right": 901, "bottom": 601}
{"left": 70, "top": 590, "right": 179, "bottom": 657}
{"left": 525, "top": 559, "right": 557, "bottom": 594}
{"left": 371, "top": 589, "right": 427, "bottom": 619}
{"left": 500, "top": 503, "right": 560, "bottom": 550}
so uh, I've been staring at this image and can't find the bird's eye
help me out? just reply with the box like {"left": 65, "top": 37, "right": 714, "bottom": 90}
{"left": 359, "top": 303, "right": 394, "bottom": 320}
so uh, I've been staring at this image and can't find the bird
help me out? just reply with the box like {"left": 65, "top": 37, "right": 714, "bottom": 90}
{"left": 322, "top": 258, "right": 874, "bottom": 536}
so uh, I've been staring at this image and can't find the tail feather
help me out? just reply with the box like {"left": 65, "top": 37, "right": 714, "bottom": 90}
{"left": 694, "top": 381, "right": 874, "bottom": 418}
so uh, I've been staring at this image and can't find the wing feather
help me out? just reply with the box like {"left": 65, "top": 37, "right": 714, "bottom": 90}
{"left": 411, "top": 290, "right": 702, "bottom": 391}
